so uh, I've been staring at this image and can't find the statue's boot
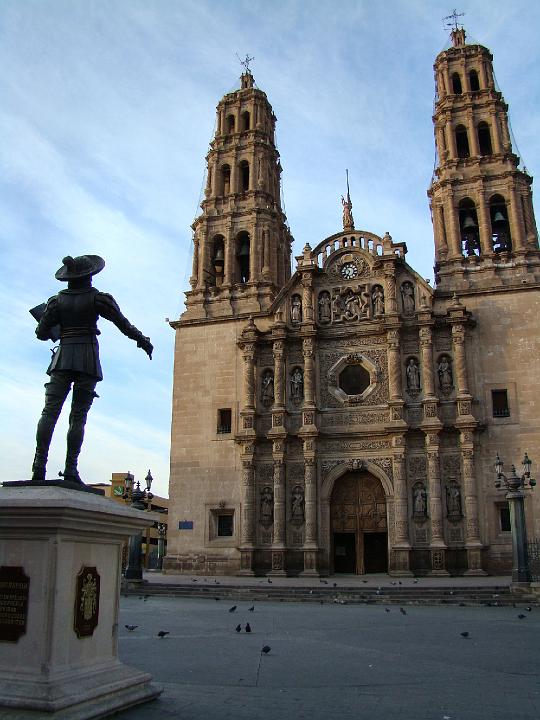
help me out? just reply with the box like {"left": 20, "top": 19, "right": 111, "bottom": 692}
{"left": 32, "top": 379, "right": 70, "bottom": 482}
{"left": 63, "top": 386, "right": 96, "bottom": 483}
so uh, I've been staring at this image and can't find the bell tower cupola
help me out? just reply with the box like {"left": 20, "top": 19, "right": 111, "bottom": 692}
{"left": 186, "top": 66, "right": 293, "bottom": 319}
{"left": 428, "top": 24, "right": 540, "bottom": 292}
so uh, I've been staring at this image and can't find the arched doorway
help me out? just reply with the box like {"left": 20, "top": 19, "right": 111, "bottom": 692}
{"left": 330, "top": 471, "right": 388, "bottom": 574}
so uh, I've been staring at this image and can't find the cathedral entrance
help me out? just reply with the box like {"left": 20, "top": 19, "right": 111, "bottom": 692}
{"left": 330, "top": 471, "right": 388, "bottom": 574}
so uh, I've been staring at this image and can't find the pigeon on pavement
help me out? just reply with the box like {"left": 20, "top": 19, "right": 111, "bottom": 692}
{"left": 125, "top": 625, "right": 138, "bottom": 631}
{"left": 229, "top": 605, "right": 237, "bottom": 613}
{"left": 261, "top": 645, "right": 271, "bottom": 654}
{"left": 235, "top": 624, "right": 241, "bottom": 633}
{"left": 157, "top": 631, "right": 170, "bottom": 638}
{"left": 245, "top": 623, "right": 251, "bottom": 633}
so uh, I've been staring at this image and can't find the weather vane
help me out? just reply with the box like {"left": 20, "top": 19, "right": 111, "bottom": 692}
{"left": 444, "top": 9, "right": 465, "bottom": 31}
{"left": 236, "top": 53, "right": 255, "bottom": 73}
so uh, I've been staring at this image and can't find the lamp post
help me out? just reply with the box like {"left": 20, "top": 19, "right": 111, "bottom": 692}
{"left": 124, "top": 470, "right": 154, "bottom": 581}
{"left": 157, "top": 522, "right": 167, "bottom": 570}
{"left": 494, "top": 453, "right": 536, "bottom": 584}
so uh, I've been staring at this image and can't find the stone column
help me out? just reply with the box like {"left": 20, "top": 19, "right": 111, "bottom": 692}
{"left": 270, "top": 441, "right": 287, "bottom": 576}
{"left": 242, "top": 343, "right": 256, "bottom": 411}
{"left": 446, "top": 121, "right": 458, "bottom": 160}
{"left": 273, "top": 339, "right": 285, "bottom": 410}
{"left": 301, "top": 272, "right": 314, "bottom": 321}
{"left": 391, "top": 448, "right": 412, "bottom": 575}
{"left": 419, "top": 326, "right": 435, "bottom": 398}
{"left": 426, "top": 432, "right": 449, "bottom": 576}
{"left": 476, "top": 189, "right": 493, "bottom": 255}
{"left": 239, "top": 454, "right": 256, "bottom": 575}
{"left": 467, "top": 111, "right": 480, "bottom": 156}
{"left": 507, "top": 185, "right": 526, "bottom": 251}
{"left": 490, "top": 109, "right": 503, "bottom": 153}
{"left": 444, "top": 196, "right": 462, "bottom": 258}
{"left": 451, "top": 324, "right": 470, "bottom": 398}
{"left": 197, "top": 229, "right": 208, "bottom": 288}
{"left": 384, "top": 270, "right": 397, "bottom": 314}
{"left": 460, "top": 430, "right": 485, "bottom": 575}
{"left": 301, "top": 454, "right": 319, "bottom": 576}
{"left": 249, "top": 228, "right": 258, "bottom": 283}
{"left": 302, "top": 337, "right": 315, "bottom": 406}
{"left": 433, "top": 203, "right": 448, "bottom": 260}
{"left": 386, "top": 329, "right": 402, "bottom": 401}
{"left": 224, "top": 228, "right": 234, "bottom": 286}
{"left": 190, "top": 236, "right": 199, "bottom": 290}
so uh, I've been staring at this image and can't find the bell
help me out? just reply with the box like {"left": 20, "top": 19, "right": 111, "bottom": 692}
{"left": 492, "top": 210, "right": 506, "bottom": 226}
{"left": 214, "top": 246, "right": 224, "bottom": 261}
{"left": 238, "top": 239, "right": 250, "bottom": 257}
{"left": 462, "top": 213, "right": 477, "bottom": 230}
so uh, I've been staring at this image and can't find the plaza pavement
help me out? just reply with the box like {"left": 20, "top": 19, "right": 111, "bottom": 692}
{"left": 111, "top": 577, "right": 540, "bottom": 720}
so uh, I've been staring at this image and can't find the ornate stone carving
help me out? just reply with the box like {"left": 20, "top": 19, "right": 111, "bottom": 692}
{"left": 290, "top": 485, "right": 305, "bottom": 523}
{"left": 400, "top": 281, "right": 416, "bottom": 315}
{"left": 435, "top": 331, "right": 452, "bottom": 352}
{"left": 431, "top": 549, "right": 445, "bottom": 570}
{"left": 442, "top": 454, "right": 461, "bottom": 478}
{"left": 412, "top": 482, "right": 428, "bottom": 518}
{"left": 407, "top": 407, "right": 423, "bottom": 424}
{"left": 290, "top": 294, "right": 302, "bottom": 325}
{"left": 320, "top": 349, "right": 388, "bottom": 408}
{"left": 318, "top": 291, "right": 332, "bottom": 324}
{"left": 408, "top": 455, "right": 427, "bottom": 477}
{"left": 437, "top": 355, "right": 453, "bottom": 395}
{"left": 449, "top": 528, "right": 462, "bottom": 543}
{"left": 260, "top": 486, "right": 274, "bottom": 526}
{"left": 322, "top": 438, "right": 392, "bottom": 453}
{"left": 272, "top": 412, "right": 284, "bottom": 427}
{"left": 371, "top": 285, "right": 385, "bottom": 316}
{"left": 260, "top": 529, "right": 272, "bottom": 544}
{"left": 445, "top": 481, "right": 463, "bottom": 519}
{"left": 332, "top": 285, "right": 370, "bottom": 323}
{"left": 415, "top": 528, "right": 428, "bottom": 543}
{"left": 406, "top": 357, "right": 421, "bottom": 394}
{"left": 323, "top": 410, "right": 389, "bottom": 425}
{"left": 391, "top": 406, "right": 403, "bottom": 421}
{"left": 271, "top": 552, "right": 283, "bottom": 570}
{"left": 261, "top": 369, "right": 274, "bottom": 407}
{"left": 423, "top": 402, "right": 438, "bottom": 418}
{"left": 290, "top": 367, "right": 304, "bottom": 405}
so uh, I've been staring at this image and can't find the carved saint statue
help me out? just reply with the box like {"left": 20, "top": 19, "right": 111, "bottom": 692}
{"left": 371, "top": 285, "right": 385, "bottom": 316}
{"left": 341, "top": 195, "right": 354, "bottom": 230}
{"left": 437, "top": 356, "right": 453, "bottom": 394}
{"left": 261, "top": 370, "right": 274, "bottom": 407}
{"left": 290, "top": 367, "right": 304, "bottom": 403}
{"left": 291, "top": 295, "right": 302, "bottom": 324}
{"left": 400, "top": 281, "right": 415, "bottom": 315}
{"left": 406, "top": 358, "right": 420, "bottom": 392}
{"left": 446, "top": 484, "right": 462, "bottom": 518}
{"left": 413, "top": 483, "right": 428, "bottom": 517}
{"left": 318, "top": 292, "right": 331, "bottom": 323}
{"left": 291, "top": 485, "right": 305, "bottom": 522}
{"left": 260, "top": 486, "right": 274, "bottom": 525}
{"left": 344, "top": 289, "right": 362, "bottom": 320}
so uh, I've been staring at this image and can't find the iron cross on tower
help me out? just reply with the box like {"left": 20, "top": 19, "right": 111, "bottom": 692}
{"left": 237, "top": 54, "right": 255, "bottom": 73}
{"left": 444, "top": 9, "right": 465, "bottom": 31}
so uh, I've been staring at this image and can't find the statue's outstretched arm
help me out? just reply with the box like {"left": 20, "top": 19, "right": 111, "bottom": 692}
{"left": 95, "top": 292, "right": 153, "bottom": 359}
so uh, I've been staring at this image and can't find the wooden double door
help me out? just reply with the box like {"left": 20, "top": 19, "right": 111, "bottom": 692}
{"left": 331, "top": 471, "right": 388, "bottom": 574}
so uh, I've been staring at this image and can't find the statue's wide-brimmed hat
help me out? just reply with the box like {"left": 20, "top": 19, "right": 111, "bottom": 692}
{"left": 55, "top": 255, "right": 105, "bottom": 281}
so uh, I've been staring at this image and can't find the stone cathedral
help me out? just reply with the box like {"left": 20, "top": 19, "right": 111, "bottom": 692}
{"left": 164, "top": 28, "right": 540, "bottom": 577}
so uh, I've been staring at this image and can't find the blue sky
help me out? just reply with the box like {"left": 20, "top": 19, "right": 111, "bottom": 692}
{"left": 1, "top": 0, "right": 539, "bottom": 497}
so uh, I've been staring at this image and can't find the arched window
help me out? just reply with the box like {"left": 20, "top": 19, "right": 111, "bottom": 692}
{"left": 241, "top": 111, "right": 250, "bottom": 132}
{"left": 455, "top": 125, "right": 470, "bottom": 159}
{"left": 211, "top": 235, "right": 225, "bottom": 286}
{"left": 452, "top": 72, "right": 462, "bottom": 94}
{"left": 227, "top": 114, "right": 235, "bottom": 133}
{"left": 239, "top": 160, "right": 250, "bottom": 193}
{"left": 236, "top": 231, "right": 250, "bottom": 283}
{"left": 469, "top": 69, "right": 480, "bottom": 91}
{"left": 489, "top": 195, "right": 512, "bottom": 252}
{"left": 458, "top": 198, "right": 480, "bottom": 256}
{"left": 221, "top": 164, "right": 231, "bottom": 195}
{"left": 477, "top": 122, "right": 493, "bottom": 156}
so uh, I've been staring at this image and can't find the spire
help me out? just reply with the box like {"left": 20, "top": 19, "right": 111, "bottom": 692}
{"left": 444, "top": 9, "right": 466, "bottom": 46}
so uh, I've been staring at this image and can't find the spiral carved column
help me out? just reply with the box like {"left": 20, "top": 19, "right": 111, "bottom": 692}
{"left": 270, "top": 441, "right": 287, "bottom": 575}
{"left": 391, "top": 449, "right": 412, "bottom": 575}
{"left": 460, "top": 430, "right": 485, "bottom": 575}
{"left": 239, "top": 455, "right": 256, "bottom": 575}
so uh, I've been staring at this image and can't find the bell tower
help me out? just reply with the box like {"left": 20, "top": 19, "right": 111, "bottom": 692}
{"left": 428, "top": 26, "right": 540, "bottom": 292}
{"left": 185, "top": 69, "right": 293, "bottom": 319}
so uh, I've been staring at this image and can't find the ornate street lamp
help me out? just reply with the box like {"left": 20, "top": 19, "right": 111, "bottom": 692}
{"left": 124, "top": 470, "right": 155, "bottom": 580}
{"left": 494, "top": 453, "right": 536, "bottom": 584}
{"left": 157, "top": 522, "right": 167, "bottom": 570}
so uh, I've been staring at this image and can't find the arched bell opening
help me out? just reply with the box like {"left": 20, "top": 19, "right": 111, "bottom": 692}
{"left": 241, "top": 111, "right": 250, "bottom": 132}
{"left": 489, "top": 194, "right": 512, "bottom": 253}
{"left": 236, "top": 231, "right": 250, "bottom": 283}
{"left": 477, "top": 121, "right": 493, "bottom": 156}
{"left": 452, "top": 72, "right": 462, "bottom": 94}
{"left": 330, "top": 471, "right": 388, "bottom": 574}
{"left": 469, "top": 69, "right": 480, "bottom": 92}
{"left": 239, "top": 160, "right": 250, "bottom": 193}
{"left": 455, "top": 124, "right": 470, "bottom": 159}
{"left": 458, "top": 198, "right": 481, "bottom": 256}
{"left": 221, "top": 164, "right": 231, "bottom": 195}
{"left": 211, "top": 235, "right": 225, "bottom": 286}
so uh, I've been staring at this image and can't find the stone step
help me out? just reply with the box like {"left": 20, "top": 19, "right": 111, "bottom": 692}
{"left": 123, "top": 582, "right": 537, "bottom": 606}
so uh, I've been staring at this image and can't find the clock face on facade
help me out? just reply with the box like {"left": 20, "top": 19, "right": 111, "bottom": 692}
{"left": 340, "top": 262, "right": 358, "bottom": 280}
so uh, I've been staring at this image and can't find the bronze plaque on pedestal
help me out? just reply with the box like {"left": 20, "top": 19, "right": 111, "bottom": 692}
{"left": 74, "top": 566, "right": 100, "bottom": 638}
{"left": 0, "top": 566, "right": 30, "bottom": 643}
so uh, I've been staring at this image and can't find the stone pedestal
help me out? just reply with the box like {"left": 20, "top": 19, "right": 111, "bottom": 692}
{"left": 0, "top": 484, "right": 162, "bottom": 719}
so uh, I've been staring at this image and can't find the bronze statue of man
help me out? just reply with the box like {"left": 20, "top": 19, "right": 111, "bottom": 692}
{"left": 31, "top": 255, "right": 153, "bottom": 484}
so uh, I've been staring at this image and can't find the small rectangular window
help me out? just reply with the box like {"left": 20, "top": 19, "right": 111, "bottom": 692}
{"left": 217, "top": 408, "right": 232, "bottom": 434}
{"left": 492, "top": 389, "right": 510, "bottom": 418}
{"left": 217, "top": 514, "right": 234, "bottom": 537}
{"left": 499, "top": 505, "right": 511, "bottom": 532}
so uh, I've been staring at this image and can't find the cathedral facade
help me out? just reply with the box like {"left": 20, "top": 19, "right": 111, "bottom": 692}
{"left": 164, "top": 28, "right": 540, "bottom": 577}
